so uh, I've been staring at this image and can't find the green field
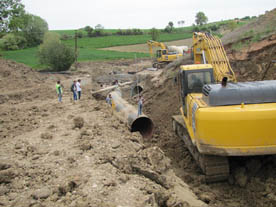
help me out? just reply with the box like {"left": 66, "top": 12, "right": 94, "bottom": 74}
{"left": 1, "top": 31, "right": 193, "bottom": 69}
{"left": 1, "top": 19, "right": 252, "bottom": 69}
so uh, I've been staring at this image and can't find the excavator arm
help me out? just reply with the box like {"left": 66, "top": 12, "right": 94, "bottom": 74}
{"left": 147, "top": 40, "right": 167, "bottom": 57}
{"left": 192, "top": 32, "right": 237, "bottom": 82}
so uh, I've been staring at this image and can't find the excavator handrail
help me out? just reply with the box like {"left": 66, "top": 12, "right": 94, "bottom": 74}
{"left": 192, "top": 32, "right": 237, "bottom": 82}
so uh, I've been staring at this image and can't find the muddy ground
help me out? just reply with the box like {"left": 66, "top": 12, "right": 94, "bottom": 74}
{"left": 1, "top": 39, "right": 276, "bottom": 207}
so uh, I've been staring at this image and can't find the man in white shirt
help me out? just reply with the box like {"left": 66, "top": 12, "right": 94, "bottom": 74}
{"left": 76, "top": 79, "right": 82, "bottom": 100}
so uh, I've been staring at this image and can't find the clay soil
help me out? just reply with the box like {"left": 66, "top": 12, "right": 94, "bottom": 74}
{"left": 0, "top": 58, "right": 206, "bottom": 207}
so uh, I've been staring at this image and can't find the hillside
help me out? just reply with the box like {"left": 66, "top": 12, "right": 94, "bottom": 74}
{"left": 222, "top": 8, "right": 276, "bottom": 45}
{"left": 222, "top": 8, "right": 276, "bottom": 82}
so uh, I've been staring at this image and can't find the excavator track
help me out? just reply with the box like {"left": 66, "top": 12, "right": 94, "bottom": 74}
{"left": 172, "top": 116, "right": 229, "bottom": 183}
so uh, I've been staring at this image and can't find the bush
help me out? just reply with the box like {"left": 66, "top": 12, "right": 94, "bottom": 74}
{"left": 61, "top": 34, "right": 70, "bottom": 40}
{"left": 115, "top": 28, "right": 143, "bottom": 36}
{"left": 149, "top": 28, "right": 160, "bottom": 41}
{"left": 241, "top": 16, "right": 250, "bottom": 21}
{"left": 1, "top": 33, "right": 26, "bottom": 50}
{"left": 38, "top": 32, "right": 75, "bottom": 71}
{"left": 209, "top": 24, "right": 219, "bottom": 31}
{"left": 76, "top": 31, "right": 83, "bottom": 38}
{"left": 192, "top": 25, "right": 200, "bottom": 32}
{"left": 227, "top": 21, "right": 237, "bottom": 31}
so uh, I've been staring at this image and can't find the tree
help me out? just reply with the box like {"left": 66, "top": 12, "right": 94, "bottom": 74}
{"left": 84, "top": 25, "right": 93, "bottom": 37}
{"left": 149, "top": 28, "right": 160, "bottom": 41}
{"left": 95, "top": 24, "right": 104, "bottom": 30}
{"left": 94, "top": 24, "right": 104, "bottom": 36}
{"left": 20, "top": 14, "right": 48, "bottom": 47}
{"left": 168, "top": 21, "right": 174, "bottom": 30}
{"left": 195, "top": 12, "right": 208, "bottom": 26}
{"left": 38, "top": 32, "right": 75, "bottom": 71}
{"left": 0, "top": 0, "right": 25, "bottom": 33}
{"left": 164, "top": 21, "right": 174, "bottom": 33}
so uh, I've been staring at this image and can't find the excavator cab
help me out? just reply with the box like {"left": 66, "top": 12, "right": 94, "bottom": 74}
{"left": 156, "top": 49, "right": 168, "bottom": 58}
{"left": 178, "top": 64, "right": 214, "bottom": 115}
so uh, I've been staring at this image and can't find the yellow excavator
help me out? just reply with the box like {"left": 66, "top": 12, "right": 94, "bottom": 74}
{"left": 172, "top": 32, "right": 276, "bottom": 182}
{"left": 147, "top": 40, "right": 183, "bottom": 69}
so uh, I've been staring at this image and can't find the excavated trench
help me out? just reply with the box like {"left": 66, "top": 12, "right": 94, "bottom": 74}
{"left": 140, "top": 36, "right": 276, "bottom": 206}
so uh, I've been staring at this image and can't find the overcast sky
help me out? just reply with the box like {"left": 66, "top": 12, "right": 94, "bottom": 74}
{"left": 21, "top": 0, "right": 275, "bottom": 30}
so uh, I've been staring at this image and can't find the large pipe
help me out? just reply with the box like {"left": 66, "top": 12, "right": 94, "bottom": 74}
{"left": 131, "top": 85, "right": 143, "bottom": 97}
{"left": 110, "top": 89, "right": 154, "bottom": 138}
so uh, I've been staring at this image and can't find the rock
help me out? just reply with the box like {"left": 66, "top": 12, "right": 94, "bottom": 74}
{"left": 32, "top": 188, "right": 51, "bottom": 199}
{"left": 73, "top": 117, "right": 84, "bottom": 129}
{"left": 53, "top": 150, "right": 60, "bottom": 156}
{"left": 14, "top": 143, "right": 23, "bottom": 149}
{"left": 198, "top": 192, "right": 214, "bottom": 204}
{"left": 118, "top": 174, "right": 129, "bottom": 184}
{"left": 0, "top": 163, "right": 11, "bottom": 170}
{"left": 166, "top": 195, "right": 190, "bottom": 207}
{"left": 240, "top": 67, "right": 246, "bottom": 75}
{"left": 0, "top": 168, "right": 16, "bottom": 184}
{"left": 58, "top": 181, "right": 78, "bottom": 197}
{"left": 40, "top": 132, "right": 53, "bottom": 140}
{"left": 111, "top": 142, "right": 120, "bottom": 149}
{"left": 79, "top": 141, "right": 92, "bottom": 151}
{"left": 234, "top": 167, "right": 248, "bottom": 187}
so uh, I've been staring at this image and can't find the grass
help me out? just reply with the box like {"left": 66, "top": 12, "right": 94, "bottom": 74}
{"left": 0, "top": 18, "right": 253, "bottom": 68}
{"left": 1, "top": 31, "right": 193, "bottom": 68}
{"left": 64, "top": 32, "right": 192, "bottom": 49}
{"left": 2, "top": 47, "right": 42, "bottom": 68}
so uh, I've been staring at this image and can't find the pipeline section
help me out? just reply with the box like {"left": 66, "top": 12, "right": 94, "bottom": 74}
{"left": 110, "top": 89, "right": 153, "bottom": 138}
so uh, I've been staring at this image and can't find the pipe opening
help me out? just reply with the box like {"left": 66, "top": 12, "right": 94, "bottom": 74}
{"left": 131, "top": 85, "right": 143, "bottom": 97}
{"left": 131, "top": 116, "right": 154, "bottom": 138}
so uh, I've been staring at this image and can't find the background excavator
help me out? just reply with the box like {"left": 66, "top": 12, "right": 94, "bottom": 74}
{"left": 147, "top": 40, "right": 188, "bottom": 69}
{"left": 172, "top": 32, "right": 276, "bottom": 182}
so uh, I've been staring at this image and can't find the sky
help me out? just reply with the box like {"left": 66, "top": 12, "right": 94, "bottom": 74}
{"left": 21, "top": 0, "right": 276, "bottom": 30}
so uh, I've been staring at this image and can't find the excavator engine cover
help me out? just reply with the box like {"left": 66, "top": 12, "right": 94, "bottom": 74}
{"left": 202, "top": 80, "right": 276, "bottom": 106}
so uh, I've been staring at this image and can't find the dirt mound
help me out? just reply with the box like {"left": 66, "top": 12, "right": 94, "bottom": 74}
{"left": 0, "top": 58, "right": 57, "bottom": 104}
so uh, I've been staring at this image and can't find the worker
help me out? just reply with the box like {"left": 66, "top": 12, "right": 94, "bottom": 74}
{"left": 106, "top": 94, "right": 112, "bottom": 106}
{"left": 56, "top": 80, "right": 63, "bottom": 102}
{"left": 76, "top": 79, "right": 82, "bottom": 99}
{"left": 190, "top": 74, "right": 202, "bottom": 89}
{"left": 221, "top": 77, "right": 228, "bottom": 87}
{"left": 71, "top": 80, "right": 77, "bottom": 101}
{"left": 137, "top": 95, "right": 145, "bottom": 116}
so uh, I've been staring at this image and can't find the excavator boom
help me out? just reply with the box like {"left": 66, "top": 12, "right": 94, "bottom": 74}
{"left": 147, "top": 40, "right": 167, "bottom": 57}
{"left": 192, "top": 32, "right": 236, "bottom": 82}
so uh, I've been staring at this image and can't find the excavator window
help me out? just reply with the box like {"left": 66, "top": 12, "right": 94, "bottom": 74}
{"left": 156, "top": 50, "right": 162, "bottom": 58}
{"left": 187, "top": 71, "right": 212, "bottom": 91}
